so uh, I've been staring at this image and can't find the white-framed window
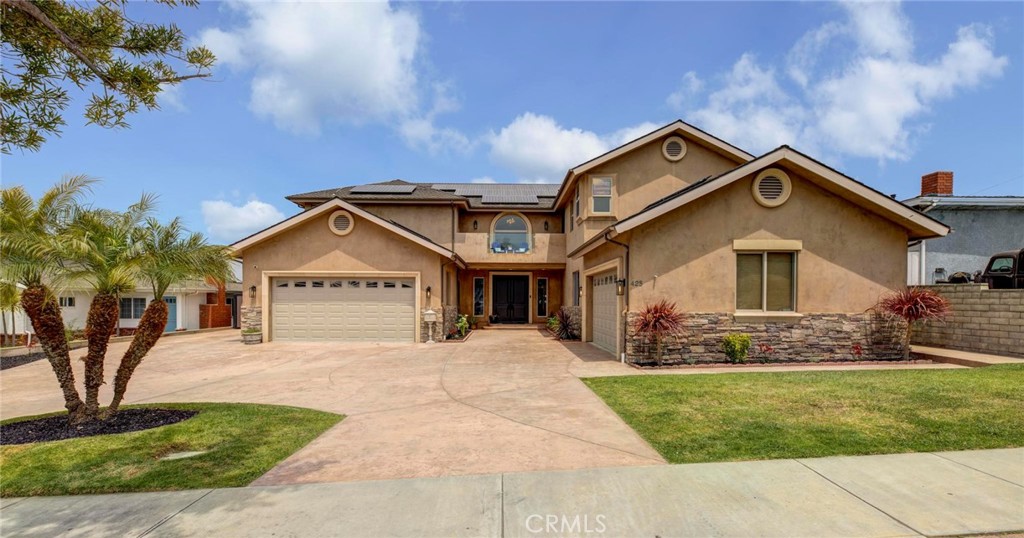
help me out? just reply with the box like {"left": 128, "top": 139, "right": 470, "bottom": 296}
{"left": 568, "top": 206, "right": 574, "bottom": 231}
{"left": 491, "top": 213, "right": 530, "bottom": 254}
{"left": 573, "top": 187, "right": 580, "bottom": 219}
{"left": 736, "top": 252, "right": 797, "bottom": 312}
{"left": 119, "top": 297, "right": 147, "bottom": 319}
{"left": 591, "top": 176, "right": 613, "bottom": 214}
{"left": 473, "top": 277, "right": 485, "bottom": 317}
{"left": 58, "top": 296, "right": 75, "bottom": 308}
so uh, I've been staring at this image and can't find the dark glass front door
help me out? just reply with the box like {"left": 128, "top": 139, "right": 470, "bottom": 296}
{"left": 492, "top": 275, "right": 529, "bottom": 323}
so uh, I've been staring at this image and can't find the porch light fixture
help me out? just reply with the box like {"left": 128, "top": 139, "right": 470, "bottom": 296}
{"left": 578, "top": 286, "right": 583, "bottom": 299}
{"left": 248, "top": 285, "right": 256, "bottom": 299}
{"left": 473, "top": 220, "right": 478, "bottom": 230}
{"left": 544, "top": 220, "right": 549, "bottom": 231}
{"left": 616, "top": 279, "right": 626, "bottom": 296}
{"left": 425, "top": 286, "right": 432, "bottom": 301}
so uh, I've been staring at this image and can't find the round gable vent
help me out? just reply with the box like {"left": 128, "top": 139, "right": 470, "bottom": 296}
{"left": 661, "top": 136, "right": 687, "bottom": 162}
{"left": 329, "top": 209, "right": 354, "bottom": 236}
{"left": 752, "top": 169, "right": 792, "bottom": 208}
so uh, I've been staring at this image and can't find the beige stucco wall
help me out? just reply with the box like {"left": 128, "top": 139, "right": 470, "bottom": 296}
{"left": 566, "top": 135, "right": 741, "bottom": 252}
{"left": 239, "top": 210, "right": 444, "bottom": 311}
{"left": 457, "top": 211, "right": 561, "bottom": 234}
{"left": 356, "top": 203, "right": 455, "bottom": 248}
{"left": 620, "top": 167, "right": 908, "bottom": 313}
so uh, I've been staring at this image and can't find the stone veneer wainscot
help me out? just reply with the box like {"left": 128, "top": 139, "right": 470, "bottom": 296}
{"left": 625, "top": 312, "right": 905, "bottom": 365}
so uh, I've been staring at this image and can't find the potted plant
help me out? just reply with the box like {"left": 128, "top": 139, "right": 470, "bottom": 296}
{"left": 468, "top": 316, "right": 478, "bottom": 330}
{"left": 632, "top": 300, "right": 684, "bottom": 365}
{"left": 241, "top": 327, "right": 262, "bottom": 345}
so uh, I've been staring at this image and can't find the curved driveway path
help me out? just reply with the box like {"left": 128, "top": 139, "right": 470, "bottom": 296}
{"left": 0, "top": 328, "right": 664, "bottom": 484}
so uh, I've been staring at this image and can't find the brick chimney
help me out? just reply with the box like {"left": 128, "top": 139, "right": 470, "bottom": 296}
{"left": 921, "top": 171, "right": 953, "bottom": 196}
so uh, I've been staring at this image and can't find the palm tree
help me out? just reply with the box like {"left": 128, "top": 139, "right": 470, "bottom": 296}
{"left": 0, "top": 177, "right": 94, "bottom": 420}
{"left": 106, "top": 218, "right": 231, "bottom": 416}
{"left": 62, "top": 195, "right": 155, "bottom": 418}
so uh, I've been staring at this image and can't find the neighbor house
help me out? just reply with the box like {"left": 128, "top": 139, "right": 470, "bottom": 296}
{"left": 54, "top": 279, "right": 243, "bottom": 335}
{"left": 230, "top": 121, "right": 949, "bottom": 363}
{"left": 903, "top": 171, "right": 1024, "bottom": 284}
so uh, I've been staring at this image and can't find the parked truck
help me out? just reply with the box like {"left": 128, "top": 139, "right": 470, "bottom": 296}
{"left": 981, "top": 248, "right": 1024, "bottom": 289}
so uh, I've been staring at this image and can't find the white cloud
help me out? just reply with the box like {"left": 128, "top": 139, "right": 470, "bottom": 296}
{"left": 488, "top": 113, "right": 660, "bottom": 183}
{"left": 398, "top": 82, "right": 474, "bottom": 154}
{"left": 470, "top": 176, "right": 497, "bottom": 184}
{"left": 201, "top": 199, "right": 285, "bottom": 243}
{"left": 157, "top": 83, "right": 187, "bottom": 112}
{"left": 200, "top": 2, "right": 423, "bottom": 135}
{"left": 677, "top": 1, "right": 1008, "bottom": 162}
{"left": 666, "top": 71, "right": 704, "bottom": 110}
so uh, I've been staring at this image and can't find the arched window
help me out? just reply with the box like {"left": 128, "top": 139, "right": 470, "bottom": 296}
{"left": 491, "top": 213, "right": 530, "bottom": 253}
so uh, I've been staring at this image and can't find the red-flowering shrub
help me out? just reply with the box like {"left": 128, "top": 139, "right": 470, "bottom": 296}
{"left": 876, "top": 288, "right": 951, "bottom": 359}
{"left": 633, "top": 300, "right": 684, "bottom": 365}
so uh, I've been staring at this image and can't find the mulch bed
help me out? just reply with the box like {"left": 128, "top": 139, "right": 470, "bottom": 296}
{"left": 0, "top": 352, "right": 47, "bottom": 371}
{"left": 1, "top": 408, "right": 197, "bottom": 445}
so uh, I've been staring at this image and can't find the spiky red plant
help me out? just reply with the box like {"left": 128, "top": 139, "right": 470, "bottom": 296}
{"left": 633, "top": 300, "right": 684, "bottom": 365}
{"left": 876, "top": 288, "right": 951, "bottom": 359}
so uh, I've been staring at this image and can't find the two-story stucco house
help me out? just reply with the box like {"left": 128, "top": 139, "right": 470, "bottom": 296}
{"left": 230, "top": 121, "right": 949, "bottom": 362}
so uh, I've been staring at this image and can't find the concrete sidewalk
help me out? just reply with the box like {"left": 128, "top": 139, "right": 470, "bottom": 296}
{"left": 2, "top": 448, "right": 1021, "bottom": 538}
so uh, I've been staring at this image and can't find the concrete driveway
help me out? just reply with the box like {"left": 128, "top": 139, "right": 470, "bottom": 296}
{"left": 0, "top": 328, "right": 664, "bottom": 484}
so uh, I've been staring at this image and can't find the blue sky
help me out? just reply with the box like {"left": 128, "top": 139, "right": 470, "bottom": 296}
{"left": 4, "top": 1, "right": 1022, "bottom": 243}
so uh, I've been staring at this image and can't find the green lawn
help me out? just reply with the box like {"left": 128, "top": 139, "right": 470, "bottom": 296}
{"left": 0, "top": 403, "right": 343, "bottom": 497}
{"left": 583, "top": 364, "right": 1024, "bottom": 464}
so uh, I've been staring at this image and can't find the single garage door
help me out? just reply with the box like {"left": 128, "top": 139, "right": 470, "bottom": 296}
{"left": 271, "top": 277, "right": 416, "bottom": 342}
{"left": 591, "top": 270, "right": 618, "bottom": 355}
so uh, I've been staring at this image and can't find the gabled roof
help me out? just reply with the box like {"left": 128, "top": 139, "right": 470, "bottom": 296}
{"left": 553, "top": 119, "right": 755, "bottom": 209}
{"left": 286, "top": 180, "right": 560, "bottom": 210}
{"left": 230, "top": 198, "right": 466, "bottom": 267}
{"left": 569, "top": 145, "right": 951, "bottom": 258}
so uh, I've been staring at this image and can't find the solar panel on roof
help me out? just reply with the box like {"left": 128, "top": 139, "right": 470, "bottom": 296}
{"left": 350, "top": 184, "right": 417, "bottom": 194}
{"left": 481, "top": 194, "right": 538, "bottom": 204}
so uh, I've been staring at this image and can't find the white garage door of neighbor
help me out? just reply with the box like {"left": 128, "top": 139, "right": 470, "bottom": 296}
{"left": 591, "top": 270, "right": 618, "bottom": 355}
{"left": 271, "top": 277, "right": 416, "bottom": 342}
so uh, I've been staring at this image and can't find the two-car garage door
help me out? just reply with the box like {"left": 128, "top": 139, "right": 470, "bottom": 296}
{"left": 271, "top": 277, "right": 415, "bottom": 342}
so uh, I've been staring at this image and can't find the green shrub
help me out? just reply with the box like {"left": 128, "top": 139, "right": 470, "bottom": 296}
{"left": 546, "top": 316, "right": 560, "bottom": 331}
{"left": 455, "top": 314, "right": 469, "bottom": 337}
{"left": 722, "top": 333, "right": 751, "bottom": 363}
{"left": 241, "top": 327, "right": 261, "bottom": 334}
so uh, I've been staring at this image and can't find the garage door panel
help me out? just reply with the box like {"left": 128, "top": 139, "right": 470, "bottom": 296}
{"left": 271, "top": 277, "right": 415, "bottom": 342}
{"left": 591, "top": 270, "right": 618, "bottom": 355}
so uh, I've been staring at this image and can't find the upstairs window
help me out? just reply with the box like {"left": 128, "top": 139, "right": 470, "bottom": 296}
{"left": 491, "top": 213, "right": 530, "bottom": 253}
{"left": 573, "top": 187, "right": 580, "bottom": 219}
{"left": 591, "top": 176, "right": 613, "bottom": 214}
{"left": 59, "top": 296, "right": 75, "bottom": 308}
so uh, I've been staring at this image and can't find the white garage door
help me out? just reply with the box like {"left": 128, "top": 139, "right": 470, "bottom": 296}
{"left": 271, "top": 277, "right": 416, "bottom": 342}
{"left": 591, "top": 270, "right": 618, "bottom": 355}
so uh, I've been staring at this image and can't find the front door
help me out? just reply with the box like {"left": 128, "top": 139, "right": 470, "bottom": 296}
{"left": 492, "top": 275, "right": 529, "bottom": 323}
{"left": 163, "top": 296, "right": 177, "bottom": 333}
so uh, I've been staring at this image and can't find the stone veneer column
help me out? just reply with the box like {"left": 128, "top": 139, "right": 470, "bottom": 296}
{"left": 241, "top": 306, "right": 262, "bottom": 331}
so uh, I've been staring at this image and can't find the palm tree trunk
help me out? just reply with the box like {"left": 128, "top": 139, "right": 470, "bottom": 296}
{"left": 20, "top": 285, "right": 85, "bottom": 420}
{"left": 106, "top": 300, "right": 167, "bottom": 416}
{"left": 83, "top": 292, "right": 119, "bottom": 419}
